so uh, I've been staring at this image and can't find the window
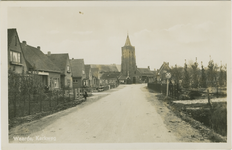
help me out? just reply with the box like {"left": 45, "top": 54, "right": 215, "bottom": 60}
{"left": 82, "top": 70, "right": 85, "bottom": 74}
{"left": 10, "top": 51, "right": 21, "bottom": 63}
{"left": 73, "top": 79, "right": 78, "bottom": 83}
{"left": 53, "top": 78, "right": 59, "bottom": 88}
{"left": 67, "top": 66, "right": 70, "bottom": 71}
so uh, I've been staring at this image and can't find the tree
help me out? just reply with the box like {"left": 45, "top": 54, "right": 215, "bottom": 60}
{"left": 207, "top": 58, "right": 218, "bottom": 87}
{"left": 219, "top": 64, "right": 224, "bottom": 87}
{"left": 182, "top": 60, "right": 190, "bottom": 88}
{"left": 170, "top": 65, "right": 183, "bottom": 84}
{"left": 219, "top": 63, "right": 227, "bottom": 87}
{"left": 200, "top": 62, "right": 207, "bottom": 88}
{"left": 191, "top": 59, "right": 199, "bottom": 88}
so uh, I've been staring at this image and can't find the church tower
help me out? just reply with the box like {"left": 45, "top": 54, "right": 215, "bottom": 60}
{"left": 121, "top": 34, "right": 137, "bottom": 83}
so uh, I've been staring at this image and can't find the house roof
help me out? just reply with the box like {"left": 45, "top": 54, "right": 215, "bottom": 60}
{"left": 21, "top": 43, "right": 61, "bottom": 73}
{"left": 118, "top": 74, "right": 130, "bottom": 80}
{"left": 8, "top": 29, "right": 16, "bottom": 48}
{"left": 70, "top": 59, "right": 85, "bottom": 78}
{"left": 91, "top": 68, "right": 99, "bottom": 78}
{"left": 101, "top": 72, "right": 121, "bottom": 79}
{"left": 89, "top": 64, "right": 119, "bottom": 73}
{"left": 124, "top": 35, "right": 132, "bottom": 46}
{"left": 115, "top": 64, "right": 121, "bottom": 72}
{"left": 137, "top": 68, "right": 154, "bottom": 76}
{"left": 85, "top": 65, "right": 91, "bottom": 79}
{"left": 158, "top": 62, "right": 170, "bottom": 75}
{"left": 46, "top": 53, "right": 69, "bottom": 74}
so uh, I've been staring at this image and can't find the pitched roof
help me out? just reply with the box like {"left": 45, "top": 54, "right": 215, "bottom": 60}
{"left": 158, "top": 62, "right": 170, "bottom": 75}
{"left": 70, "top": 59, "right": 85, "bottom": 78}
{"left": 21, "top": 43, "right": 61, "bottom": 73}
{"left": 46, "top": 53, "right": 69, "bottom": 74}
{"left": 89, "top": 64, "right": 119, "bottom": 73}
{"left": 115, "top": 64, "right": 121, "bottom": 72}
{"left": 101, "top": 72, "right": 121, "bottom": 79}
{"left": 91, "top": 68, "right": 99, "bottom": 78}
{"left": 85, "top": 65, "right": 91, "bottom": 79}
{"left": 124, "top": 35, "right": 132, "bottom": 46}
{"left": 137, "top": 68, "right": 154, "bottom": 76}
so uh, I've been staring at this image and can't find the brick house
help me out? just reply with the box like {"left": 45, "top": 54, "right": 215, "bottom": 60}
{"left": 70, "top": 59, "right": 86, "bottom": 89}
{"left": 8, "top": 29, "right": 28, "bottom": 74}
{"left": 21, "top": 41, "right": 61, "bottom": 90}
{"left": 47, "top": 53, "right": 72, "bottom": 89}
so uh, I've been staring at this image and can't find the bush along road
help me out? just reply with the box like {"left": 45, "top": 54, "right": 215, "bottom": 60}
{"left": 146, "top": 87, "right": 227, "bottom": 143}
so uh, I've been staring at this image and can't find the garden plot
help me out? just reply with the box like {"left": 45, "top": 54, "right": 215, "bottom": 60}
{"left": 171, "top": 98, "right": 227, "bottom": 137}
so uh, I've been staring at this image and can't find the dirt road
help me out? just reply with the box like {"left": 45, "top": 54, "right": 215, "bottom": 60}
{"left": 9, "top": 84, "right": 209, "bottom": 143}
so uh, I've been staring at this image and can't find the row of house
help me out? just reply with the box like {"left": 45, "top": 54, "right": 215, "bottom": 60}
{"left": 8, "top": 28, "right": 125, "bottom": 91}
{"left": 8, "top": 28, "right": 157, "bottom": 91}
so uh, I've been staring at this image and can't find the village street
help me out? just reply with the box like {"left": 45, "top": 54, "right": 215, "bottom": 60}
{"left": 9, "top": 84, "right": 210, "bottom": 143}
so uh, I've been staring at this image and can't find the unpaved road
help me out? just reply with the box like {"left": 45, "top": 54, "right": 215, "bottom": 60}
{"left": 9, "top": 84, "right": 210, "bottom": 143}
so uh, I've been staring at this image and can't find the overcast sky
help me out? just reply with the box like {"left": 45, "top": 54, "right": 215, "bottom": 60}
{"left": 8, "top": 2, "right": 231, "bottom": 70}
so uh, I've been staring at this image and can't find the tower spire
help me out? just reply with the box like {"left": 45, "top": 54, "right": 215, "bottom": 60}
{"left": 124, "top": 34, "right": 132, "bottom": 46}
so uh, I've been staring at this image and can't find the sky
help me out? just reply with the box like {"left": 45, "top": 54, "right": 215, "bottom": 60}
{"left": 7, "top": 2, "right": 231, "bottom": 70}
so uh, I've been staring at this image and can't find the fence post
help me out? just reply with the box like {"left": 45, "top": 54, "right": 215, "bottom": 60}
{"left": 57, "top": 90, "right": 59, "bottom": 105}
{"left": 28, "top": 93, "right": 31, "bottom": 115}
{"left": 63, "top": 88, "right": 65, "bottom": 103}
{"left": 49, "top": 91, "right": 52, "bottom": 108}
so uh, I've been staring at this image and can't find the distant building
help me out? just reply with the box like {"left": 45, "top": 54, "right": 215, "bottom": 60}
{"left": 47, "top": 53, "right": 72, "bottom": 88}
{"left": 70, "top": 59, "right": 86, "bottom": 89}
{"left": 100, "top": 72, "right": 120, "bottom": 87}
{"left": 8, "top": 29, "right": 28, "bottom": 74}
{"left": 89, "top": 64, "right": 119, "bottom": 79}
{"left": 137, "top": 66, "right": 155, "bottom": 83}
{"left": 21, "top": 41, "right": 61, "bottom": 90}
{"left": 156, "top": 62, "right": 171, "bottom": 83}
{"left": 120, "top": 34, "right": 137, "bottom": 83}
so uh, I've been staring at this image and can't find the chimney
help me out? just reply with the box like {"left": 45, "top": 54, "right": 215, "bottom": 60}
{"left": 47, "top": 51, "right": 51, "bottom": 56}
{"left": 37, "top": 46, "right": 40, "bottom": 50}
{"left": 22, "top": 41, "right": 27, "bottom": 46}
{"left": 148, "top": 66, "right": 150, "bottom": 70}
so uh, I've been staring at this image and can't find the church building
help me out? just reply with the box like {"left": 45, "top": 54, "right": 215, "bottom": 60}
{"left": 119, "top": 35, "right": 137, "bottom": 84}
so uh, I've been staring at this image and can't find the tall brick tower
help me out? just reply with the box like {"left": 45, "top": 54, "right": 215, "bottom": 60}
{"left": 121, "top": 34, "right": 137, "bottom": 83}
